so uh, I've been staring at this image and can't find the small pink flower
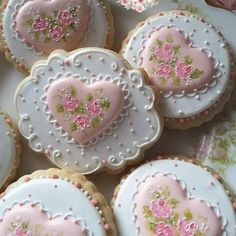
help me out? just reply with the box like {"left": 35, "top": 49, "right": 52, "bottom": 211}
{"left": 178, "top": 219, "right": 198, "bottom": 236}
{"left": 176, "top": 62, "right": 193, "bottom": 80}
{"left": 15, "top": 228, "right": 32, "bottom": 236}
{"left": 134, "top": 3, "right": 145, "bottom": 12}
{"left": 32, "top": 15, "right": 49, "bottom": 32}
{"left": 56, "top": 10, "right": 73, "bottom": 26}
{"left": 63, "top": 94, "right": 80, "bottom": 112}
{"left": 86, "top": 100, "right": 101, "bottom": 116}
{"left": 155, "top": 64, "right": 172, "bottom": 78}
{"left": 151, "top": 199, "right": 172, "bottom": 218}
{"left": 120, "top": 0, "right": 128, "bottom": 6}
{"left": 74, "top": 115, "right": 91, "bottom": 130}
{"left": 156, "top": 43, "right": 173, "bottom": 61}
{"left": 155, "top": 223, "right": 175, "bottom": 236}
{"left": 48, "top": 26, "right": 64, "bottom": 42}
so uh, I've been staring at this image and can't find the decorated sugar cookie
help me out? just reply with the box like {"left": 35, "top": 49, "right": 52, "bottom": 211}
{"left": 0, "top": 168, "right": 116, "bottom": 235}
{"left": 121, "top": 11, "right": 235, "bottom": 129}
{"left": 0, "top": 0, "right": 114, "bottom": 73}
{"left": 14, "top": 48, "right": 163, "bottom": 174}
{"left": 112, "top": 155, "right": 236, "bottom": 236}
{"left": 0, "top": 110, "right": 21, "bottom": 191}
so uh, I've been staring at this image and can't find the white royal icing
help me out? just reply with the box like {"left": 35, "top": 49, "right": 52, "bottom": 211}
{"left": 113, "top": 158, "right": 236, "bottom": 236}
{"left": 0, "top": 178, "right": 107, "bottom": 235}
{"left": 122, "top": 12, "right": 232, "bottom": 120}
{"left": 0, "top": 113, "right": 16, "bottom": 189}
{"left": 14, "top": 48, "right": 162, "bottom": 174}
{"left": 2, "top": 0, "right": 111, "bottom": 70}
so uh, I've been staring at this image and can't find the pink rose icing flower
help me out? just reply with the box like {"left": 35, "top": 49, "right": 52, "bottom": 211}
{"left": 151, "top": 199, "right": 172, "bottom": 218}
{"left": 63, "top": 94, "right": 80, "bottom": 112}
{"left": 155, "top": 64, "right": 172, "bottom": 78}
{"left": 156, "top": 43, "right": 173, "bottom": 61}
{"left": 178, "top": 219, "right": 198, "bottom": 236}
{"left": 176, "top": 62, "right": 193, "bottom": 80}
{"left": 86, "top": 99, "right": 101, "bottom": 116}
{"left": 56, "top": 10, "right": 73, "bottom": 26}
{"left": 74, "top": 115, "right": 91, "bottom": 130}
{"left": 32, "top": 14, "right": 49, "bottom": 32}
{"left": 48, "top": 26, "right": 64, "bottom": 42}
{"left": 155, "top": 223, "right": 175, "bottom": 236}
{"left": 15, "top": 228, "right": 32, "bottom": 236}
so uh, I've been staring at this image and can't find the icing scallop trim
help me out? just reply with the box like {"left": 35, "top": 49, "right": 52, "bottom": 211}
{"left": 0, "top": 169, "right": 116, "bottom": 235}
{"left": 11, "top": 0, "right": 93, "bottom": 56}
{"left": 120, "top": 11, "right": 236, "bottom": 128}
{"left": 132, "top": 172, "right": 226, "bottom": 235}
{"left": 138, "top": 26, "right": 220, "bottom": 98}
{"left": 40, "top": 70, "right": 132, "bottom": 148}
{"left": 112, "top": 155, "right": 236, "bottom": 211}
{"left": 15, "top": 48, "right": 163, "bottom": 174}
{"left": 0, "top": 201, "right": 91, "bottom": 235}
{"left": 0, "top": 0, "right": 114, "bottom": 74}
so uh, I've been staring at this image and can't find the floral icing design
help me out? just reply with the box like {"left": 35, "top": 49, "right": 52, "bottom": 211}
{"left": 55, "top": 85, "right": 111, "bottom": 133}
{"left": 133, "top": 173, "right": 222, "bottom": 236}
{"left": 142, "top": 185, "right": 209, "bottom": 236}
{"left": 27, "top": 6, "right": 81, "bottom": 43}
{"left": 4, "top": 217, "right": 69, "bottom": 236}
{"left": 0, "top": 203, "right": 87, "bottom": 236}
{"left": 6, "top": 217, "right": 37, "bottom": 236}
{"left": 148, "top": 35, "right": 204, "bottom": 87}
{"left": 141, "top": 27, "right": 215, "bottom": 94}
{"left": 118, "top": 0, "right": 159, "bottom": 12}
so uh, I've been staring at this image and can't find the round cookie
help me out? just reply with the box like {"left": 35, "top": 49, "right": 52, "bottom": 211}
{"left": 14, "top": 48, "right": 163, "bottom": 174}
{"left": 0, "top": 0, "right": 114, "bottom": 73}
{"left": 0, "top": 110, "right": 21, "bottom": 191}
{"left": 121, "top": 11, "right": 235, "bottom": 129}
{"left": 0, "top": 168, "right": 116, "bottom": 235}
{"left": 112, "top": 155, "right": 236, "bottom": 236}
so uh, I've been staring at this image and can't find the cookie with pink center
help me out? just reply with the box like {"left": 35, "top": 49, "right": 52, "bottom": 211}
{"left": 14, "top": 48, "right": 163, "bottom": 174}
{"left": 0, "top": 0, "right": 114, "bottom": 73}
{"left": 0, "top": 169, "right": 117, "bottom": 236}
{"left": 121, "top": 11, "right": 235, "bottom": 129}
{"left": 0, "top": 110, "right": 21, "bottom": 191}
{"left": 112, "top": 155, "right": 236, "bottom": 236}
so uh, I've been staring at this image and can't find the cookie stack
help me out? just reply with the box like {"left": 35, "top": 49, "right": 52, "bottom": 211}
{"left": 0, "top": 0, "right": 235, "bottom": 235}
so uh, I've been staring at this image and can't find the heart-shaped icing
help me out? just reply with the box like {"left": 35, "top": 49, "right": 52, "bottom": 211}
{"left": 0, "top": 203, "right": 86, "bottom": 235}
{"left": 15, "top": 0, "right": 90, "bottom": 55}
{"left": 141, "top": 27, "right": 215, "bottom": 93}
{"left": 47, "top": 78, "right": 124, "bottom": 144}
{"left": 134, "top": 174, "right": 221, "bottom": 236}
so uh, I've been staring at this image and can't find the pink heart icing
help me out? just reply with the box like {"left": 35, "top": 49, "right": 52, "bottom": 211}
{"left": 141, "top": 27, "right": 215, "bottom": 93}
{"left": 0, "top": 203, "right": 86, "bottom": 235}
{"left": 15, "top": 0, "right": 90, "bottom": 55}
{"left": 134, "top": 174, "right": 222, "bottom": 236}
{"left": 47, "top": 78, "right": 124, "bottom": 144}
